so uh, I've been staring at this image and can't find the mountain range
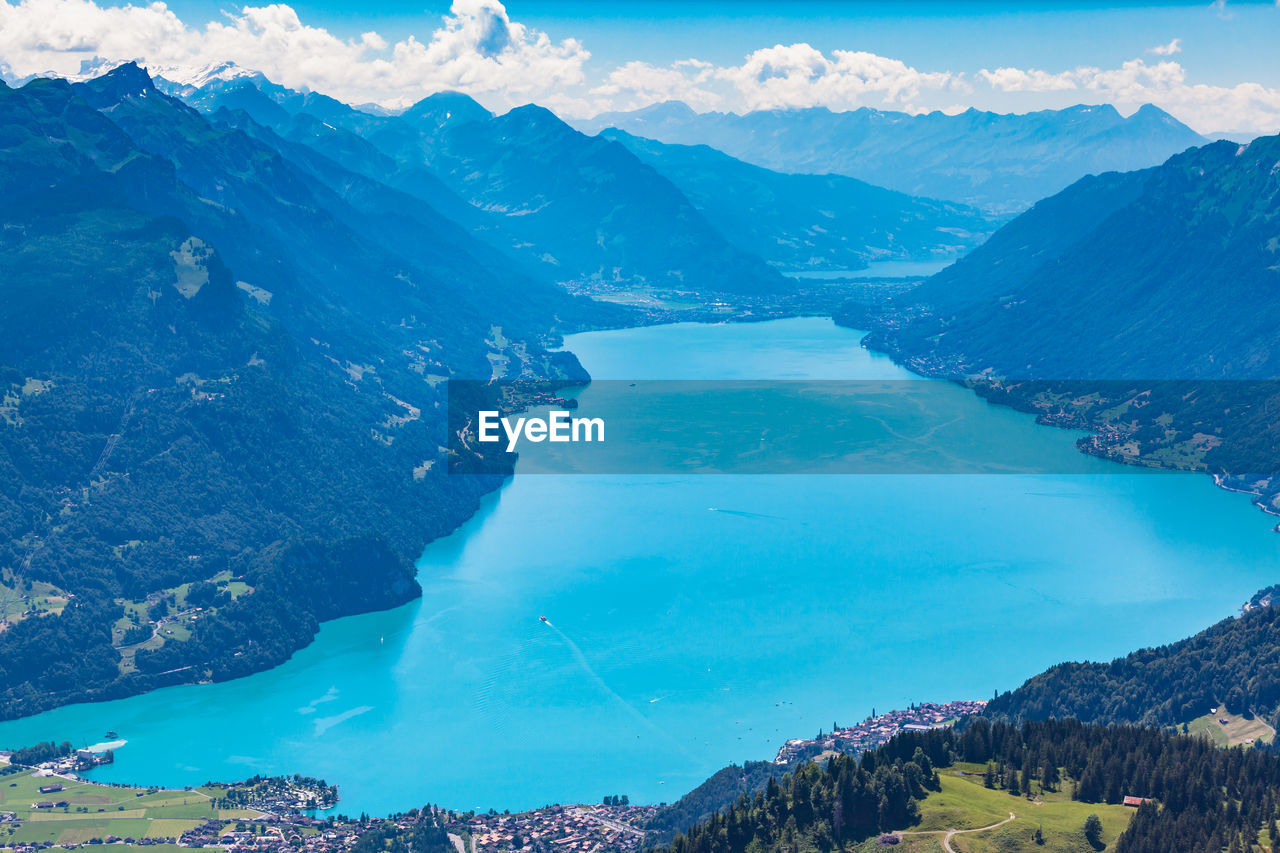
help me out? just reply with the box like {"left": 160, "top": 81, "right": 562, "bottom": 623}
{"left": 599, "top": 128, "right": 996, "bottom": 271}
{"left": 576, "top": 101, "right": 1209, "bottom": 212}
{"left": 865, "top": 135, "right": 1280, "bottom": 380}
{"left": 854, "top": 132, "right": 1280, "bottom": 511}
{"left": 176, "top": 74, "right": 789, "bottom": 293}
{"left": 174, "top": 72, "right": 1011, "bottom": 280}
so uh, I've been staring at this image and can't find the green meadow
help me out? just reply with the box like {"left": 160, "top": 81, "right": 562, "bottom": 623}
{"left": 887, "top": 765, "right": 1134, "bottom": 853}
{"left": 0, "top": 765, "right": 262, "bottom": 850}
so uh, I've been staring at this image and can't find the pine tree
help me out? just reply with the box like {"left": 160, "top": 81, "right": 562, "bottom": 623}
{"left": 1041, "top": 760, "right": 1060, "bottom": 792}
{"left": 1008, "top": 768, "right": 1021, "bottom": 796}
{"left": 1083, "top": 814, "right": 1103, "bottom": 848}
{"left": 912, "top": 747, "right": 933, "bottom": 777}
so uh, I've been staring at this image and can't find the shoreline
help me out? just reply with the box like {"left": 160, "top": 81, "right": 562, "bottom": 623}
{"left": 1213, "top": 472, "right": 1280, "bottom": 530}
{"left": 843, "top": 317, "right": 1280, "bottom": 533}
{"left": 0, "top": 696, "right": 989, "bottom": 851}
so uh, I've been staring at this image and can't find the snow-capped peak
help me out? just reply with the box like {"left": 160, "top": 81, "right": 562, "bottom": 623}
{"left": 163, "top": 61, "right": 262, "bottom": 89}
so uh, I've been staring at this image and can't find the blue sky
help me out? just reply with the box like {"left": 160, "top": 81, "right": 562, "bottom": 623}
{"left": 154, "top": 0, "right": 1280, "bottom": 85}
{"left": 2, "top": 0, "right": 1278, "bottom": 133}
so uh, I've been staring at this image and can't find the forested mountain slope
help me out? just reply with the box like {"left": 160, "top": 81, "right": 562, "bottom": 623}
{"left": 870, "top": 137, "right": 1280, "bottom": 380}
{"left": 986, "top": 601, "right": 1280, "bottom": 730}
{"left": 0, "top": 64, "right": 591, "bottom": 719}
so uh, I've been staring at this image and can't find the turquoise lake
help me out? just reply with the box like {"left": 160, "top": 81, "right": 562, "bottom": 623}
{"left": 1, "top": 318, "right": 1278, "bottom": 813}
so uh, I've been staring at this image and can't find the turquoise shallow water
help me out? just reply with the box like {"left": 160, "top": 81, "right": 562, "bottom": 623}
{"left": 1, "top": 318, "right": 1278, "bottom": 814}
{"left": 785, "top": 258, "right": 957, "bottom": 279}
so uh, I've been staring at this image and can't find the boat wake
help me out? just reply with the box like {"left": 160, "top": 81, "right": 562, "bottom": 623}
{"left": 539, "top": 618, "right": 686, "bottom": 753}
{"left": 708, "top": 507, "right": 785, "bottom": 520}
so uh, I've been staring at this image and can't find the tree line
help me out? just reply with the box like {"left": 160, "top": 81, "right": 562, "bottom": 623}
{"left": 6, "top": 740, "right": 72, "bottom": 766}
{"left": 986, "top": 602, "right": 1280, "bottom": 729}
{"left": 657, "top": 718, "right": 1280, "bottom": 853}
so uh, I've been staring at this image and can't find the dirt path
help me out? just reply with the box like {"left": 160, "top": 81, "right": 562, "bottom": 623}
{"left": 898, "top": 811, "right": 1016, "bottom": 853}
{"left": 940, "top": 812, "right": 1016, "bottom": 853}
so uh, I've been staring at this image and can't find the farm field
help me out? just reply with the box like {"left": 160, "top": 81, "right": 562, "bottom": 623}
{"left": 0, "top": 766, "right": 260, "bottom": 850}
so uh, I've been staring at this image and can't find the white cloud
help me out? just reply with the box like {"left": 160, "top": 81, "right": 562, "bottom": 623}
{"left": 715, "top": 44, "right": 959, "bottom": 112}
{"left": 0, "top": 0, "right": 1277, "bottom": 135}
{"left": 0, "top": 0, "right": 191, "bottom": 76}
{"left": 587, "top": 43, "right": 962, "bottom": 116}
{"left": 0, "top": 0, "right": 590, "bottom": 110}
{"left": 589, "top": 59, "right": 723, "bottom": 113}
{"left": 978, "top": 67, "right": 1078, "bottom": 92}
{"left": 1079, "top": 58, "right": 1280, "bottom": 134}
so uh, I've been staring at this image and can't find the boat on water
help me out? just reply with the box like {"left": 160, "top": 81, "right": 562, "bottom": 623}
{"left": 539, "top": 616, "right": 548, "bottom": 623}
{"left": 104, "top": 731, "right": 117, "bottom": 738}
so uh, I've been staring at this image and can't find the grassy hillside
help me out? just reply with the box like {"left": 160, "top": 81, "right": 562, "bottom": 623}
{"left": 902, "top": 768, "right": 1132, "bottom": 853}
{"left": 658, "top": 719, "right": 1280, "bottom": 853}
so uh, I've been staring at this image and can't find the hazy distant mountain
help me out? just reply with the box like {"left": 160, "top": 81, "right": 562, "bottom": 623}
{"left": 575, "top": 101, "right": 1208, "bottom": 212}
{"left": 182, "top": 78, "right": 789, "bottom": 294}
{"left": 601, "top": 128, "right": 997, "bottom": 271}
{"left": 0, "top": 64, "right": 591, "bottom": 719}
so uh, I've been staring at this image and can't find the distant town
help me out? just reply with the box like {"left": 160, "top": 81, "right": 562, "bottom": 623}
{"left": 1, "top": 700, "right": 987, "bottom": 853}
{"left": 772, "top": 700, "right": 989, "bottom": 766}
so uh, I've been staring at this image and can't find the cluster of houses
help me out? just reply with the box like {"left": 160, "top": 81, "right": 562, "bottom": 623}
{"left": 180, "top": 818, "right": 304, "bottom": 852}
{"left": 461, "top": 803, "right": 659, "bottom": 853}
{"left": 173, "top": 802, "right": 658, "bottom": 853}
{"left": 773, "top": 700, "right": 988, "bottom": 765}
